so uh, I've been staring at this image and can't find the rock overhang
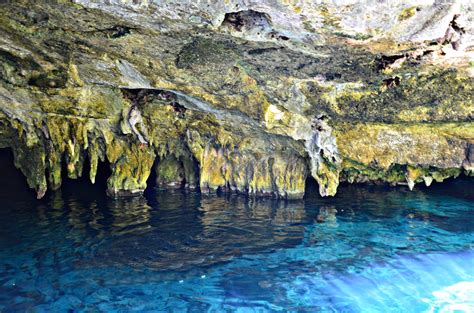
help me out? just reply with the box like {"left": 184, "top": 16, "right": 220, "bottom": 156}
{"left": 0, "top": 0, "right": 472, "bottom": 199}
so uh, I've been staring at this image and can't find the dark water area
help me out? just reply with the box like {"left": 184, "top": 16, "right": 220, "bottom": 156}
{"left": 0, "top": 148, "right": 473, "bottom": 312}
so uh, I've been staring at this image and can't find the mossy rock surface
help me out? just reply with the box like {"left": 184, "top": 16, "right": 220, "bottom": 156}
{"left": 0, "top": 0, "right": 472, "bottom": 198}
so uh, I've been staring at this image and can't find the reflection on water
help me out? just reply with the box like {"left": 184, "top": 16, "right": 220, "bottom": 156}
{"left": 0, "top": 149, "right": 473, "bottom": 311}
{"left": 86, "top": 193, "right": 309, "bottom": 272}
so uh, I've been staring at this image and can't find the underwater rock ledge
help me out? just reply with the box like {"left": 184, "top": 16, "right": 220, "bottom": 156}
{"left": 0, "top": 1, "right": 473, "bottom": 199}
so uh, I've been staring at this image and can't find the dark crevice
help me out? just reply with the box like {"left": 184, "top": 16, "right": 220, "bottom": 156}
{"left": 247, "top": 47, "right": 281, "bottom": 55}
{"left": 375, "top": 42, "right": 443, "bottom": 72}
{"left": 121, "top": 88, "right": 163, "bottom": 106}
{"left": 108, "top": 25, "right": 132, "bottom": 38}
{"left": 93, "top": 159, "right": 112, "bottom": 190}
{"left": 83, "top": 25, "right": 134, "bottom": 39}
{"left": 221, "top": 10, "right": 272, "bottom": 32}
{"left": 57, "top": 158, "right": 112, "bottom": 202}
{"left": 145, "top": 158, "right": 158, "bottom": 193}
{"left": 325, "top": 72, "right": 342, "bottom": 80}
{"left": 382, "top": 76, "right": 401, "bottom": 89}
{"left": 120, "top": 88, "right": 186, "bottom": 113}
{"left": 27, "top": 69, "right": 67, "bottom": 89}
{"left": 0, "top": 148, "right": 33, "bottom": 198}
{"left": 449, "top": 14, "right": 465, "bottom": 34}
{"left": 64, "top": 156, "right": 111, "bottom": 187}
{"left": 303, "top": 175, "right": 318, "bottom": 199}
{"left": 375, "top": 54, "right": 406, "bottom": 72}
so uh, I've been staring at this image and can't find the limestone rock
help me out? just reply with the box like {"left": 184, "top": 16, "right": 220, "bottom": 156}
{"left": 0, "top": 1, "right": 472, "bottom": 199}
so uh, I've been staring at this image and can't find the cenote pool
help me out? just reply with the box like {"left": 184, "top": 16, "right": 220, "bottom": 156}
{"left": 0, "top": 150, "right": 473, "bottom": 312}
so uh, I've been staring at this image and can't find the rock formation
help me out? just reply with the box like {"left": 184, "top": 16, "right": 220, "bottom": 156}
{"left": 0, "top": 0, "right": 472, "bottom": 199}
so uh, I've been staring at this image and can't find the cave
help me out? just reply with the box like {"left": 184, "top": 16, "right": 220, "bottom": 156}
{"left": 0, "top": 1, "right": 472, "bottom": 311}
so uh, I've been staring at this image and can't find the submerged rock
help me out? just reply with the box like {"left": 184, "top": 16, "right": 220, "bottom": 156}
{"left": 0, "top": 1, "right": 472, "bottom": 199}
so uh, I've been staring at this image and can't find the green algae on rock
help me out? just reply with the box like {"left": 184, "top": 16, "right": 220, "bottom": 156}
{"left": 0, "top": 0, "right": 472, "bottom": 199}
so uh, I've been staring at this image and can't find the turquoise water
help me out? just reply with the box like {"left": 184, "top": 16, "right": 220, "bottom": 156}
{"left": 0, "top": 150, "right": 473, "bottom": 312}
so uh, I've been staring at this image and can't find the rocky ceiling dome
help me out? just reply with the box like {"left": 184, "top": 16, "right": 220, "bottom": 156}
{"left": 0, "top": 0, "right": 473, "bottom": 199}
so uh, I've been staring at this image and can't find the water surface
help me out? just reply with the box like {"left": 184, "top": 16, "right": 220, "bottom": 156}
{"left": 0, "top": 150, "right": 473, "bottom": 312}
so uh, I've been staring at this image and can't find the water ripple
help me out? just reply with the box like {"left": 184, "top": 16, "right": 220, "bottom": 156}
{"left": 0, "top": 153, "right": 473, "bottom": 311}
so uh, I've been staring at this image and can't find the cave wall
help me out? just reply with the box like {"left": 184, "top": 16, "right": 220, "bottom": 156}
{"left": 0, "top": 0, "right": 472, "bottom": 199}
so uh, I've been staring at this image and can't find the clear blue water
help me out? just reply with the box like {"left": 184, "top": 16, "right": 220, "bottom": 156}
{"left": 0, "top": 150, "right": 473, "bottom": 312}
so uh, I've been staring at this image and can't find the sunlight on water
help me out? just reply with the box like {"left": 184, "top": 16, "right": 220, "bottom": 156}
{"left": 283, "top": 251, "right": 473, "bottom": 312}
{"left": 426, "top": 282, "right": 474, "bottom": 313}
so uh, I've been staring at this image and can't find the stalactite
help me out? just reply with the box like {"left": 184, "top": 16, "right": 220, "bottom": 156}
{"left": 305, "top": 115, "right": 342, "bottom": 197}
{"left": 0, "top": 82, "right": 471, "bottom": 199}
{"left": 187, "top": 132, "right": 307, "bottom": 198}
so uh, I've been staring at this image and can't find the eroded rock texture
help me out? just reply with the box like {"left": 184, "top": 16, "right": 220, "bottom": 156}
{"left": 0, "top": 0, "right": 473, "bottom": 199}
